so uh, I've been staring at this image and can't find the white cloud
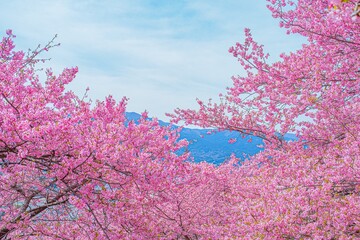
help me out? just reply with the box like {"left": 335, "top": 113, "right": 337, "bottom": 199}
{"left": 0, "top": 0, "right": 305, "bottom": 120}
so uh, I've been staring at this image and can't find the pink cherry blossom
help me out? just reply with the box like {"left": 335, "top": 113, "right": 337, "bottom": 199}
{"left": 169, "top": 0, "right": 360, "bottom": 238}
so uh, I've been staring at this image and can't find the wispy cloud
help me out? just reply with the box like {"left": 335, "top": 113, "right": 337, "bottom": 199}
{"left": 0, "top": 0, "right": 305, "bottom": 120}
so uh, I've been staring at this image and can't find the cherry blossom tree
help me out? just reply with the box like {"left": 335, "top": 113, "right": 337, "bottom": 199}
{"left": 1, "top": 0, "right": 359, "bottom": 239}
{"left": 169, "top": 0, "right": 360, "bottom": 238}
{"left": 0, "top": 31, "right": 194, "bottom": 239}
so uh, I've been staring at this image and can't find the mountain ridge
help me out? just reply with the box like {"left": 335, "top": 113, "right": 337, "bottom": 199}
{"left": 126, "top": 112, "right": 296, "bottom": 164}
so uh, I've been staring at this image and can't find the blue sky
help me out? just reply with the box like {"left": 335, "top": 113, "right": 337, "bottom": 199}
{"left": 0, "top": 0, "right": 305, "bottom": 120}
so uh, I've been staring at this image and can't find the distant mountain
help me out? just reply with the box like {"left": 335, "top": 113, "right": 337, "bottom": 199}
{"left": 179, "top": 128, "right": 264, "bottom": 164}
{"left": 125, "top": 112, "right": 296, "bottom": 165}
